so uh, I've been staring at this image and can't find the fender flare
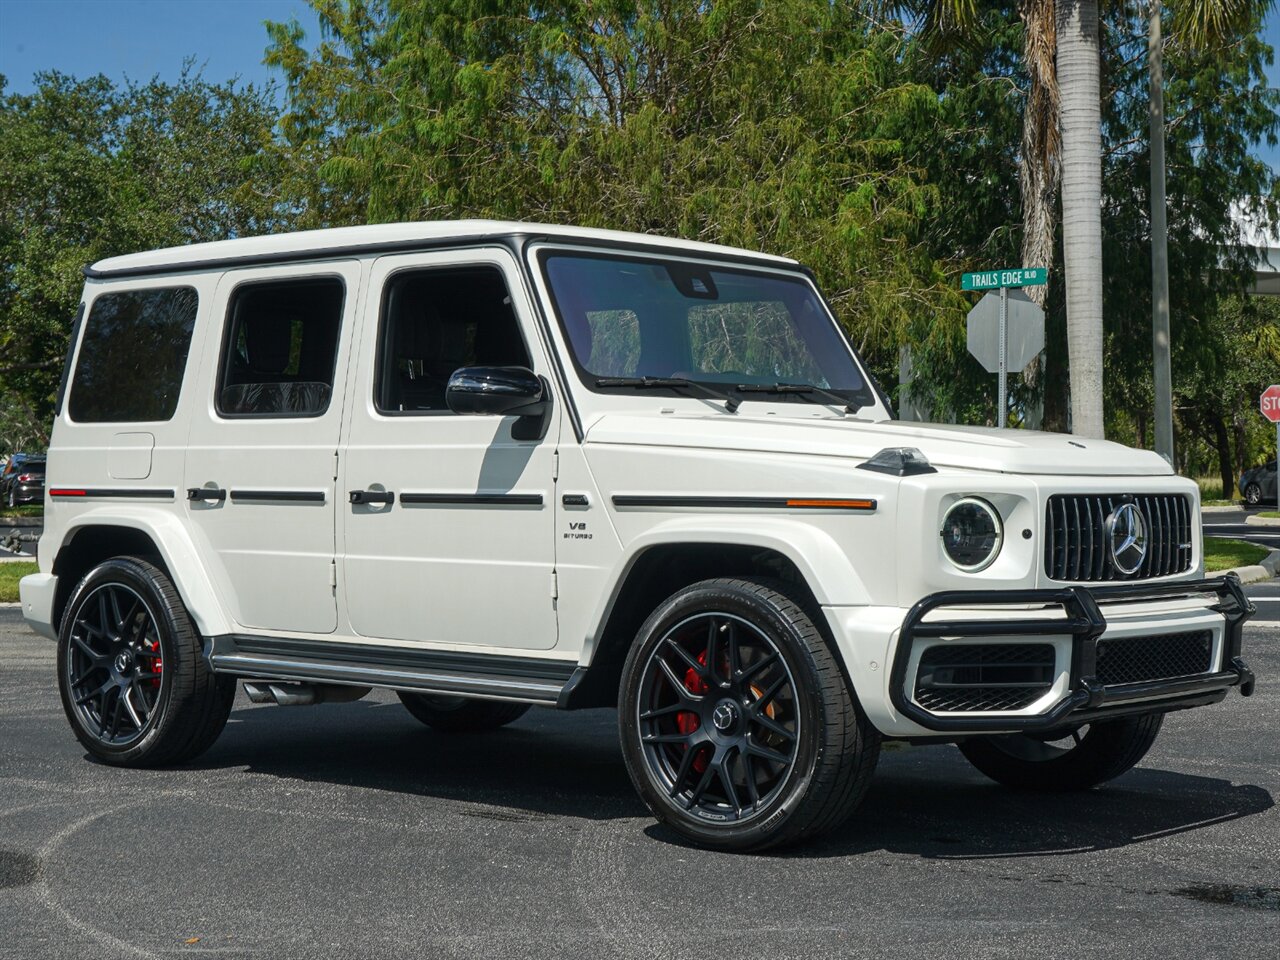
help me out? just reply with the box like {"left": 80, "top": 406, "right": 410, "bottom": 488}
{"left": 56, "top": 509, "right": 232, "bottom": 637}
{"left": 580, "top": 515, "right": 868, "bottom": 665}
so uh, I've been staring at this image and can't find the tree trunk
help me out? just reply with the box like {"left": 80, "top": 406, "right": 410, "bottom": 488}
{"left": 1055, "top": 0, "right": 1106, "bottom": 438}
{"left": 1018, "top": 0, "right": 1060, "bottom": 311}
{"left": 1211, "top": 414, "right": 1234, "bottom": 500}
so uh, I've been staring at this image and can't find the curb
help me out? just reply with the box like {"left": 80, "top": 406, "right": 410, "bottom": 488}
{"left": 1245, "top": 514, "right": 1280, "bottom": 527}
{"left": 1201, "top": 504, "right": 1244, "bottom": 514}
{"left": 1209, "top": 548, "right": 1280, "bottom": 585}
{"left": 0, "top": 517, "right": 43, "bottom": 527}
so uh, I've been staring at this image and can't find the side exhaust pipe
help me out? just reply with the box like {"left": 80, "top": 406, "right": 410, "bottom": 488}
{"left": 242, "top": 682, "right": 371, "bottom": 706}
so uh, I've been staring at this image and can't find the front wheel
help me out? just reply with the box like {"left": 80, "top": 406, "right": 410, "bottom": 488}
{"left": 1245, "top": 483, "right": 1262, "bottom": 505}
{"left": 619, "top": 577, "right": 880, "bottom": 852}
{"left": 958, "top": 714, "right": 1163, "bottom": 791}
{"left": 57, "top": 557, "right": 236, "bottom": 766}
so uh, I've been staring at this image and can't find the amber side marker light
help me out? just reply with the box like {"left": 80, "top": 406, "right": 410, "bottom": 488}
{"left": 784, "top": 498, "right": 876, "bottom": 510}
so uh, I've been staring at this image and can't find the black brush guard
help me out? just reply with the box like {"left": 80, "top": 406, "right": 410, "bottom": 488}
{"left": 888, "top": 574, "right": 1255, "bottom": 732}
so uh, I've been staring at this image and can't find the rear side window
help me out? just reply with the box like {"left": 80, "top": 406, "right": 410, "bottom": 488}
{"left": 67, "top": 287, "right": 198, "bottom": 423}
{"left": 217, "top": 277, "right": 345, "bottom": 418}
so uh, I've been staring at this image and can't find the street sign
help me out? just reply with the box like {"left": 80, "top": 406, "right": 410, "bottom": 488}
{"left": 1262, "top": 386, "right": 1280, "bottom": 501}
{"left": 962, "top": 267, "right": 1048, "bottom": 291}
{"left": 967, "top": 289, "right": 1045, "bottom": 373}
{"left": 1261, "top": 384, "right": 1280, "bottom": 423}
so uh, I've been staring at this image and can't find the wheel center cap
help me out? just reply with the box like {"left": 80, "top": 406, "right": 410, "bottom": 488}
{"left": 712, "top": 699, "right": 740, "bottom": 733}
{"left": 113, "top": 651, "right": 134, "bottom": 674}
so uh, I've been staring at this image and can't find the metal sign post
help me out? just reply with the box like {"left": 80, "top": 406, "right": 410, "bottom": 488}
{"left": 964, "top": 268, "right": 1047, "bottom": 428}
{"left": 998, "top": 286, "right": 1008, "bottom": 426}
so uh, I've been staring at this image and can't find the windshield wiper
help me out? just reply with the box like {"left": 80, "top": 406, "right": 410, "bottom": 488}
{"left": 595, "top": 377, "right": 740, "bottom": 413}
{"left": 735, "top": 382, "right": 863, "bottom": 414}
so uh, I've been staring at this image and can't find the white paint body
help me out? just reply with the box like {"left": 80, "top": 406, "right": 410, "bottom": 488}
{"left": 22, "top": 222, "right": 1218, "bottom": 739}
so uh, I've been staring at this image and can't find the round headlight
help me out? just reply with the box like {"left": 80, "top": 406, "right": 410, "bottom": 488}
{"left": 940, "top": 497, "right": 1003, "bottom": 571}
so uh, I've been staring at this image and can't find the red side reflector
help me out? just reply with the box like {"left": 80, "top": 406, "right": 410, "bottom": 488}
{"left": 49, "top": 489, "right": 87, "bottom": 497}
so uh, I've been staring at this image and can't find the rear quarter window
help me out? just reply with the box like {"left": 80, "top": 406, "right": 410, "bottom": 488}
{"left": 67, "top": 286, "right": 199, "bottom": 423}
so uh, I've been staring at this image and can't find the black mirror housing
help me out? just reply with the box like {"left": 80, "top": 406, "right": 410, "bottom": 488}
{"left": 445, "top": 366, "right": 551, "bottom": 439}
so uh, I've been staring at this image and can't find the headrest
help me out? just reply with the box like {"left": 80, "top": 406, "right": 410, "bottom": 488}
{"left": 245, "top": 315, "right": 292, "bottom": 374}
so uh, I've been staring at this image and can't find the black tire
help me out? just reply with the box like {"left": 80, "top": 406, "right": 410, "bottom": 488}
{"left": 397, "top": 693, "right": 530, "bottom": 732}
{"left": 1245, "top": 483, "right": 1262, "bottom": 506}
{"left": 958, "top": 713, "right": 1163, "bottom": 791}
{"left": 619, "top": 577, "right": 880, "bottom": 852}
{"left": 57, "top": 557, "right": 235, "bottom": 766}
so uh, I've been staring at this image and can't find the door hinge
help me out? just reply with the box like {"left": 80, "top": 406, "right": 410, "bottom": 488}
{"left": 330, "top": 560, "right": 337, "bottom": 589}
{"left": 552, "top": 449, "right": 559, "bottom": 481}
{"left": 333, "top": 450, "right": 339, "bottom": 481}
{"left": 550, "top": 569, "right": 558, "bottom": 600}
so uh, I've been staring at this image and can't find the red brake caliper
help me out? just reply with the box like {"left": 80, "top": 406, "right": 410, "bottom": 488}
{"left": 145, "top": 639, "right": 163, "bottom": 689}
{"left": 677, "top": 650, "right": 710, "bottom": 774}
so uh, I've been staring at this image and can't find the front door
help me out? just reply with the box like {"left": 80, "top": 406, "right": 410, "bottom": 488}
{"left": 184, "top": 261, "right": 360, "bottom": 634}
{"left": 340, "top": 249, "right": 559, "bottom": 650}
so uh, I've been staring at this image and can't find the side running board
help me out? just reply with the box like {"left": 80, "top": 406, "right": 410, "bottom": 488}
{"left": 205, "top": 635, "right": 582, "bottom": 706}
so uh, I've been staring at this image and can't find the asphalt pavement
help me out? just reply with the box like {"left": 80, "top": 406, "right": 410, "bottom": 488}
{"left": 2, "top": 582, "right": 1278, "bottom": 959}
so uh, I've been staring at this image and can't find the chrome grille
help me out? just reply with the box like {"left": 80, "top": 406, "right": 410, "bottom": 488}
{"left": 1045, "top": 494, "right": 1193, "bottom": 582}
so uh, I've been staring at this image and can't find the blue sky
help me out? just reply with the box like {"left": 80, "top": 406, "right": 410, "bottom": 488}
{"left": 1, "top": 0, "right": 1277, "bottom": 172}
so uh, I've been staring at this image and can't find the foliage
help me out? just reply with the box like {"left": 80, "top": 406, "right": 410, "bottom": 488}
{"left": 0, "top": 561, "right": 37, "bottom": 602}
{"left": 265, "top": 1, "right": 954, "bottom": 383}
{"left": 1202, "top": 536, "right": 1269, "bottom": 571}
{"left": 0, "top": 68, "right": 288, "bottom": 451}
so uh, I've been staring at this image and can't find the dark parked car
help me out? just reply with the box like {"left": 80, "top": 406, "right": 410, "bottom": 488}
{"left": 1, "top": 456, "right": 45, "bottom": 507}
{"left": 1239, "top": 459, "right": 1278, "bottom": 506}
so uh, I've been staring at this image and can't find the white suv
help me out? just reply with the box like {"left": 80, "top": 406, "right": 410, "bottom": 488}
{"left": 21, "top": 221, "right": 1256, "bottom": 851}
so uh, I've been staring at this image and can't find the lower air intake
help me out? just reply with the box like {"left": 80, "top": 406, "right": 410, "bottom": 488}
{"left": 1095, "top": 631, "right": 1213, "bottom": 686}
{"left": 913, "top": 643, "right": 1056, "bottom": 713}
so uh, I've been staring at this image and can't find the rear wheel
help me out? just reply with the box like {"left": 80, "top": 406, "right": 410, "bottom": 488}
{"left": 397, "top": 693, "right": 530, "bottom": 732}
{"left": 619, "top": 577, "right": 879, "bottom": 852}
{"left": 958, "top": 714, "right": 1163, "bottom": 791}
{"left": 1245, "top": 483, "right": 1262, "bottom": 505}
{"left": 57, "top": 557, "right": 235, "bottom": 766}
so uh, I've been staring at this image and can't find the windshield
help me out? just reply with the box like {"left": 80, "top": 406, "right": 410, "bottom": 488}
{"left": 540, "top": 251, "right": 871, "bottom": 406}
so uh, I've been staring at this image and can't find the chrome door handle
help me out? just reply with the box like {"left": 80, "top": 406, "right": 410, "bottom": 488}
{"left": 349, "top": 489, "right": 395, "bottom": 505}
{"left": 186, "top": 487, "right": 227, "bottom": 502}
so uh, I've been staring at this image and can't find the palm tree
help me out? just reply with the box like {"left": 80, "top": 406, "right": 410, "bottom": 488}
{"left": 914, "top": 0, "right": 1269, "bottom": 441}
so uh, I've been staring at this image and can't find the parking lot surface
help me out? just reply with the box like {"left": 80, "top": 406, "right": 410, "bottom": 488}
{"left": 2, "top": 587, "right": 1278, "bottom": 960}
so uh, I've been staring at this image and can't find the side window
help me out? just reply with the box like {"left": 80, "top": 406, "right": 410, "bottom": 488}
{"left": 67, "top": 287, "right": 198, "bottom": 423}
{"left": 376, "top": 266, "right": 532, "bottom": 414}
{"left": 217, "top": 277, "right": 345, "bottom": 418}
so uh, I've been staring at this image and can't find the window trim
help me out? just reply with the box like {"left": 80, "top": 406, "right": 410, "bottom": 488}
{"left": 65, "top": 285, "right": 200, "bottom": 425}
{"left": 213, "top": 273, "right": 348, "bottom": 421}
{"left": 371, "top": 262, "right": 536, "bottom": 418}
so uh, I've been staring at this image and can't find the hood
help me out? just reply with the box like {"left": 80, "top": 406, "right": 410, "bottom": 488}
{"left": 583, "top": 413, "right": 1173, "bottom": 477}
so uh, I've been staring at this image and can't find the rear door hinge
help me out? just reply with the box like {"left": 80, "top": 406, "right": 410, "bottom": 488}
{"left": 552, "top": 449, "right": 559, "bottom": 482}
{"left": 330, "top": 560, "right": 337, "bottom": 590}
{"left": 550, "top": 569, "right": 558, "bottom": 600}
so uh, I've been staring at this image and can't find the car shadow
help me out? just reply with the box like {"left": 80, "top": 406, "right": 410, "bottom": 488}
{"left": 199, "top": 697, "right": 1274, "bottom": 858}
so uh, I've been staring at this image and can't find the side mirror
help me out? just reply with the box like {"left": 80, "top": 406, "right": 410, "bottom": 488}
{"left": 445, "top": 366, "right": 551, "bottom": 440}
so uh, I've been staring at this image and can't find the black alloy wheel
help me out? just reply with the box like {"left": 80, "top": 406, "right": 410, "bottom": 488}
{"left": 57, "top": 557, "right": 235, "bottom": 766}
{"left": 64, "top": 582, "right": 166, "bottom": 746}
{"left": 620, "top": 578, "right": 880, "bottom": 852}
{"left": 635, "top": 611, "right": 800, "bottom": 823}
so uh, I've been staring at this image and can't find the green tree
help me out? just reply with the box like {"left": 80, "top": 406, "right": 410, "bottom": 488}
{"left": 265, "top": 1, "right": 955, "bottom": 382}
{"left": 0, "top": 69, "right": 288, "bottom": 449}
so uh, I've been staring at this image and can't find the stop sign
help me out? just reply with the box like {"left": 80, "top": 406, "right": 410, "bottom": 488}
{"left": 1262, "top": 385, "right": 1280, "bottom": 423}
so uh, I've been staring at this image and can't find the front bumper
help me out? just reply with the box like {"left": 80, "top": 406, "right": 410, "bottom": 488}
{"left": 888, "top": 575, "right": 1255, "bottom": 733}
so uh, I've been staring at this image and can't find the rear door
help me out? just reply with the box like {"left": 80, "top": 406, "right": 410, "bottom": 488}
{"left": 183, "top": 261, "right": 361, "bottom": 635}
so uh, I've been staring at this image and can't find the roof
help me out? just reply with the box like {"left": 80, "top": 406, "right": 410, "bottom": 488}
{"left": 87, "top": 220, "right": 798, "bottom": 278}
